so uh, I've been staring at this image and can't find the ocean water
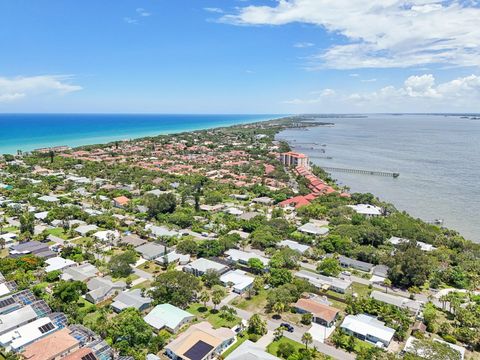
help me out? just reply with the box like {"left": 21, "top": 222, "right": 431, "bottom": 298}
{"left": 0, "top": 114, "right": 282, "bottom": 154}
{"left": 277, "top": 114, "right": 480, "bottom": 242}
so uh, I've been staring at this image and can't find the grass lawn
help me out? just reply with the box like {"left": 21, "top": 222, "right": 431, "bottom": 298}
{"left": 2, "top": 226, "right": 18, "bottom": 232}
{"left": 222, "top": 334, "right": 249, "bottom": 357}
{"left": 46, "top": 227, "right": 70, "bottom": 239}
{"left": 111, "top": 273, "right": 140, "bottom": 283}
{"left": 232, "top": 289, "right": 269, "bottom": 312}
{"left": 132, "top": 280, "right": 152, "bottom": 290}
{"left": 72, "top": 237, "right": 92, "bottom": 246}
{"left": 187, "top": 303, "right": 241, "bottom": 329}
{"left": 137, "top": 261, "right": 163, "bottom": 274}
{"left": 267, "top": 337, "right": 305, "bottom": 358}
{"left": 351, "top": 283, "right": 372, "bottom": 297}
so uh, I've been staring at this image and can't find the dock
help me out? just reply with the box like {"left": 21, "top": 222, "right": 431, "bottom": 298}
{"left": 321, "top": 166, "right": 400, "bottom": 178}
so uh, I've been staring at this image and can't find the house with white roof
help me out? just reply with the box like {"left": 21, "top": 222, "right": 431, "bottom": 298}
{"left": 340, "top": 314, "right": 395, "bottom": 347}
{"left": 295, "top": 270, "right": 352, "bottom": 294}
{"left": 155, "top": 251, "right": 190, "bottom": 266}
{"left": 146, "top": 224, "right": 180, "bottom": 238}
{"left": 38, "top": 195, "right": 60, "bottom": 203}
{"left": 93, "top": 230, "right": 120, "bottom": 243}
{"left": 298, "top": 222, "right": 329, "bottom": 236}
{"left": 144, "top": 303, "right": 195, "bottom": 333}
{"left": 403, "top": 336, "right": 465, "bottom": 360}
{"left": 278, "top": 240, "right": 310, "bottom": 254}
{"left": 45, "top": 257, "right": 76, "bottom": 273}
{"left": 220, "top": 270, "right": 254, "bottom": 294}
{"left": 183, "top": 258, "right": 229, "bottom": 277}
{"left": 388, "top": 237, "right": 436, "bottom": 252}
{"left": 347, "top": 204, "right": 382, "bottom": 217}
{"left": 74, "top": 224, "right": 98, "bottom": 236}
{"left": 61, "top": 263, "right": 99, "bottom": 282}
{"left": 225, "top": 249, "right": 269, "bottom": 266}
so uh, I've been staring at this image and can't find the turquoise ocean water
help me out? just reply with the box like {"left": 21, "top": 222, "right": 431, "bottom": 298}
{"left": 0, "top": 114, "right": 282, "bottom": 154}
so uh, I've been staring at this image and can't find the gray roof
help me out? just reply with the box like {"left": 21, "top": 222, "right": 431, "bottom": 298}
{"left": 337, "top": 255, "right": 373, "bottom": 272}
{"left": 62, "top": 263, "right": 98, "bottom": 282}
{"left": 227, "top": 340, "right": 280, "bottom": 360}
{"left": 295, "top": 270, "right": 352, "bottom": 291}
{"left": 111, "top": 289, "right": 152, "bottom": 312}
{"left": 370, "top": 291, "right": 423, "bottom": 313}
{"left": 298, "top": 223, "right": 329, "bottom": 236}
{"left": 135, "top": 242, "right": 168, "bottom": 258}
{"left": 117, "top": 234, "right": 147, "bottom": 247}
{"left": 184, "top": 258, "right": 228, "bottom": 274}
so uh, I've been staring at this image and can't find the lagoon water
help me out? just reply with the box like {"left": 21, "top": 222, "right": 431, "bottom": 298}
{"left": 277, "top": 114, "right": 480, "bottom": 242}
{"left": 0, "top": 114, "right": 281, "bottom": 154}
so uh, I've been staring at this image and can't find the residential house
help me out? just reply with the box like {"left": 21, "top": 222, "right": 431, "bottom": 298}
{"left": 183, "top": 258, "right": 229, "bottom": 277}
{"left": 135, "top": 242, "right": 169, "bottom": 260}
{"left": 62, "top": 263, "right": 99, "bottom": 282}
{"left": 113, "top": 196, "right": 130, "bottom": 208}
{"left": 294, "top": 298, "right": 339, "bottom": 327}
{"left": 225, "top": 249, "right": 269, "bottom": 267}
{"left": 370, "top": 291, "right": 423, "bottom": 315}
{"left": 278, "top": 240, "right": 310, "bottom": 254}
{"left": 45, "top": 257, "right": 76, "bottom": 273}
{"left": 85, "top": 277, "right": 126, "bottom": 304}
{"left": 295, "top": 270, "right": 352, "bottom": 294}
{"left": 116, "top": 234, "right": 147, "bottom": 248}
{"left": 403, "top": 336, "right": 465, "bottom": 360}
{"left": 165, "top": 322, "right": 235, "bottom": 360}
{"left": 340, "top": 314, "right": 395, "bottom": 347}
{"left": 21, "top": 327, "right": 80, "bottom": 360}
{"left": 9, "top": 241, "right": 56, "bottom": 259}
{"left": 74, "top": 225, "right": 99, "bottom": 237}
{"left": 111, "top": 289, "right": 152, "bottom": 313}
{"left": 220, "top": 270, "right": 254, "bottom": 294}
{"left": 327, "top": 255, "right": 374, "bottom": 273}
{"left": 347, "top": 204, "right": 382, "bottom": 217}
{"left": 226, "top": 340, "right": 280, "bottom": 360}
{"left": 155, "top": 251, "right": 191, "bottom": 266}
{"left": 298, "top": 223, "right": 329, "bottom": 236}
{"left": 388, "top": 237, "right": 436, "bottom": 252}
{"left": 144, "top": 304, "right": 195, "bottom": 333}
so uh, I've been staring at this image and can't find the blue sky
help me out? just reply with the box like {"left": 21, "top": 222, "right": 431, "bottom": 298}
{"left": 1, "top": 0, "right": 479, "bottom": 113}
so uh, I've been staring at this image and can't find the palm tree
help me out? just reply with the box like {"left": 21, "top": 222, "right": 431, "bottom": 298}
{"left": 383, "top": 278, "right": 392, "bottom": 293}
{"left": 274, "top": 326, "right": 285, "bottom": 341}
{"left": 301, "top": 332, "right": 313, "bottom": 350}
{"left": 272, "top": 302, "right": 285, "bottom": 318}
{"left": 199, "top": 291, "right": 210, "bottom": 308}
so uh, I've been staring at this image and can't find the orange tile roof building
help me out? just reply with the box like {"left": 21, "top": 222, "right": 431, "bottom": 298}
{"left": 21, "top": 328, "right": 80, "bottom": 360}
{"left": 294, "top": 298, "right": 340, "bottom": 327}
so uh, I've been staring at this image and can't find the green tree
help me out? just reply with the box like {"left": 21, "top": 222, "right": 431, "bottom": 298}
{"left": 211, "top": 285, "right": 226, "bottom": 310}
{"left": 317, "top": 257, "right": 341, "bottom": 277}
{"left": 106, "top": 308, "right": 152, "bottom": 357}
{"left": 269, "top": 268, "right": 293, "bottom": 287}
{"left": 247, "top": 314, "right": 267, "bottom": 335}
{"left": 145, "top": 193, "right": 177, "bottom": 218}
{"left": 202, "top": 269, "right": 221, "bottom": 288}
{"left": 199, "top": 291, "right": 210, "bottom": 309}
{"left": 302, "top": 332, "right": 313, "bottom": 349}
{"left": 19, "top": 211, "right": 35, "bottom": 235}
{"left": 149, "top": 270, "right": 201, "bottom": 308}
{"left": 53, "top": 280, "right": 87, "bottom": 303}
{"left": 248, "top": 257, "right": 265, "bottom": 274}
{"left": 108, "top": 250, "right": 137, "bottom": 278}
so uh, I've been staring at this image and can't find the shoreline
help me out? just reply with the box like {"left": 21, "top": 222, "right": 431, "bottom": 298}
{"left": 276, "top": 116, "right": 479, "bottom": 243}
{"left": 0, "top": 114, "right": 287, "bottom": 155}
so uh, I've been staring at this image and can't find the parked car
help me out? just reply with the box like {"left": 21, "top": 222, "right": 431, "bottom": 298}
{"left": 280, "top": 323, "right": 294, "bottom": 332}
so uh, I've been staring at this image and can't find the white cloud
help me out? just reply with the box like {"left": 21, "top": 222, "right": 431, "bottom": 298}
{"left": 294, "top": 42, "right": 314, "bottom": 48}
{"left": 361, "top": 78, "right": 377, "bottom": 82}
{"left": 136, "top": 8, "right": 151, "bottom": 17}
{"left": 204, "top": 7, "right": 224, "bottom": 14}
{"left": 124, "top": 17, "right": 138, "bottom": 24}
{"left": 221, "top": 0, "right": 480, "bottom": 69}
{"left": 283, "top": 74, "right": 480, "bottom": 111}
{"left": 0, "top": 75, "right": 82, "bottom": 103}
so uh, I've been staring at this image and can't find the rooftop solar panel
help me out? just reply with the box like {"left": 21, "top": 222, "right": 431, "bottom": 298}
{"left": 0, "top": 297, "right": 15, "bottom": 308}
{"left": 183, "top": 340, "right": 214, "bottom": 360}
{"left": 39, "top": 322, "right": 55, "bottom": 334}
{"left": 81, "top": 353, "right": 97, "bottom": 360}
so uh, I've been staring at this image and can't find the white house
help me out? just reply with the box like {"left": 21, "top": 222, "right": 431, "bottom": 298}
{"left": 340, "top": 314, "right": 395, "bottom": 347}
{"left": 347, "top": 204, "right": 382, "bottom": 217}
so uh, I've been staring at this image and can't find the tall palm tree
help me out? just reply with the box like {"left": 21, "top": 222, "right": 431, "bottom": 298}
{"left": 302, "top": 332, "right": 313, "bottom": 350}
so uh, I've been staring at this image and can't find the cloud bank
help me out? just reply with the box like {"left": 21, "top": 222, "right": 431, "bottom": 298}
{"left": 0, "top": 75, "right": 82, "bottom": 103}
{"left": 222, "top": 0, "right": 480, "bottom": 69}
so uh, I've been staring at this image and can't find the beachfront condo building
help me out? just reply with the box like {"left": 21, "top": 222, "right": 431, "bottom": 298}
{"left": 279, "top": 151, "right": 309, "bottom": 168}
